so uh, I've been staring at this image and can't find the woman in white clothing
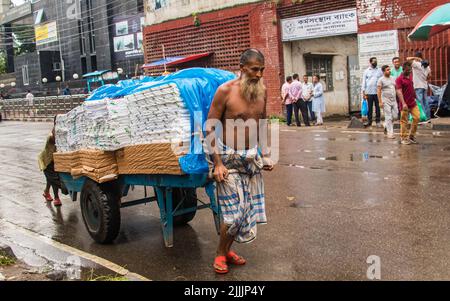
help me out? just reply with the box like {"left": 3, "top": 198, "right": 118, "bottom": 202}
{"left": 312, "top": 75, "right": 325, "bottom": 125}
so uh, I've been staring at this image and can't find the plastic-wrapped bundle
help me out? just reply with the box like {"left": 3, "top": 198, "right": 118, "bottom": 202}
{"left": 103, "top": 98, "right": 132, "bottom": 150}
{"left": 55, "top": 68, "right": 237, "bottom": 174}
{"left": 66, "top": 105, "right": 85, "bottom": 151}
{"left": 55, "top": 114, "right": 70, "bottom": 152}
{"left": 83, "top": 99, "right": 108, "bottom": 150}
{"left": 128, "top": 84, "right": 191, "bottom": 148}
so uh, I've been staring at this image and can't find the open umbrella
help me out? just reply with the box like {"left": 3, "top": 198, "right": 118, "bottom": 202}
{"left": 408, "top": 3, "right": 450, "bottom": 41}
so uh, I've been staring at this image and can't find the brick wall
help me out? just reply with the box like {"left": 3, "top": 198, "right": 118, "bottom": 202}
{"left": 249, "top": 2, "right": 284, "bottom": 115}
{"left": 357, "top": 0, "right": 450, "bottom": 86}
{"left": 143, "top": 2, "right": 284, "bottom": 115}
{"left": 278, "top": 0, "right": 356, "bottom": 19}
{"left": 358, "top": 0, "right": 450, "bottom": 32}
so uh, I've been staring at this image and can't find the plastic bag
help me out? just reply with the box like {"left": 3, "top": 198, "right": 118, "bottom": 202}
{"left": 361, "top": 99, "right": 368, "bottom": 117}
{"left": 409, "top": 100, "right": 427, "bottom": 122}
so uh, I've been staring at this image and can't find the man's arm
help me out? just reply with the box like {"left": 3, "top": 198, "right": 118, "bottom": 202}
{"left": 281, "top": 86, "right": 287, "bottom": 104}
{"left": 361, "top": 69, "right": 367, "bottom": 99}
{"left": 426, "top": 67, "right": 432, "bottom": 81}
{"left": 290, "top": 83, "right": 301, "bottom": 102}
{"left": 377, "top": 83, "right": 383, "bottom": 107}
{"left": 407, "top": 57, "right": 422, "bottom": 62}
{"left": 396, "top": 88, "right": 407, "bottom": 109}
{"left": 206, "top": 85, "right": 229, "bottom": 182}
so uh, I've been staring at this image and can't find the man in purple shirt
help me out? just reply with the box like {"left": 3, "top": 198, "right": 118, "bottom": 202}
{"left": 289, "top": 73, "right": 310, "bottom": 126}
{"left": 396, "top": 61, "right": 420, "bottom": 145}
{"left": 281, "top": 76, "right": 294, "bottom": 126}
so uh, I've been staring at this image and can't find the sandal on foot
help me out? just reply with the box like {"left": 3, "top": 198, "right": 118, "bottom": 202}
{"left": 53, "top": 198, "right": 62, "bottom": 207}
{"left": 227, "top": 251, "right": 246, "bottom": 265}
{"left": 43, "top": 192, "right": 53, "bottom": 202}
{"left": 213, "top": 256, "right": 229, "bottom": 274}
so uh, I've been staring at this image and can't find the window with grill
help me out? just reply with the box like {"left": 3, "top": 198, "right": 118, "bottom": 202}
{"left": 305, "top": 56, "right": 333, "bottom": 92}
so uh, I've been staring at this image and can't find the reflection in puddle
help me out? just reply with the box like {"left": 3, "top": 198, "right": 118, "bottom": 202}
{"left": 314, "top": 137, "right": 380, "bottom": 143}
{"left": 290, "top": 201, "right": 313, "bottom": 209}
{"left": 317, "top": 153, "right": 390, "bottom": 162}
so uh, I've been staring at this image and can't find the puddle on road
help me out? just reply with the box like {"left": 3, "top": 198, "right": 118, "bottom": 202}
{"left": 317, "top": 153, "right": 390, "bottom": 162}
{"left": 279, "top": 163, "right": 334, "bottom": 172}
{"left": 314, "top": 137, "right": 382, "bottom": 143}
{"left": 290, "top": 201, "right": 313, "bottom": 209}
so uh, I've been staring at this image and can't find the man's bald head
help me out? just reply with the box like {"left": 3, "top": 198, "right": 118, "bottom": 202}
{"left": 240, "top": 49, "right": 265, "bottom": 66}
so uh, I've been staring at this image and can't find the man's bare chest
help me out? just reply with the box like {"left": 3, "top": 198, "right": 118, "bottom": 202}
{"left": 224, "top": 98, "right": 265, "bottom": 121}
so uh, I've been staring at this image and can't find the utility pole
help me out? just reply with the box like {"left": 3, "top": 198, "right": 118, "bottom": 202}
{"left": 56, "top": 1, "right": 65, "bottom": 83}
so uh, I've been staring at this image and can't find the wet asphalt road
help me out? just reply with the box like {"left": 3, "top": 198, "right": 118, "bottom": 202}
{"left": 0, "top": 121, "right": 449, "bottom": 280}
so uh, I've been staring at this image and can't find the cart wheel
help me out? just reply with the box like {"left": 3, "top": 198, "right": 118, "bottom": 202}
{"left": 173, "top": 188, "right": 197, "bottom": 226}
{"left": 80, "top": 179, "right": 121, "bottom": 244}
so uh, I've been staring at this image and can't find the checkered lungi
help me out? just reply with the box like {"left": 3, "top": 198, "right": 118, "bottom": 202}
{"left": 206, "top": 142, "right": 267, "bottom": 243}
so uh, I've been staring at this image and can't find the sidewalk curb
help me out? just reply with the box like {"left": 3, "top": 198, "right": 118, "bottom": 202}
{"left": 0, "top": 219, "right": 151, "bottom": 281}
{"left": 2, "top": 118, "right": 54, "bottom": 122}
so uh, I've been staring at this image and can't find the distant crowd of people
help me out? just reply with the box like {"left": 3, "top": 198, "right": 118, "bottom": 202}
{"left": 362, "top": 51, "right": 432, "bottom": 145}
{"left": 281, "top": 51, "right": 435, "bottom": 145}
{"left": 281, "top": 73, "right": 325, "bottom": 126}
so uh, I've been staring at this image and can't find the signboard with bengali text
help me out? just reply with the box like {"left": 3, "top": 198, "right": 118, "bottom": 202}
{"left": 281, "top": 9, "right": 357, "bottom": 41}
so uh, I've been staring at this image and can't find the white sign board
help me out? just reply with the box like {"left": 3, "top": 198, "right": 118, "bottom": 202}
{"left": 281, "top": 9, "right": 357, "bottom": 41}
{"left": 358, "top": 30, "right": 399, "bottom": 53}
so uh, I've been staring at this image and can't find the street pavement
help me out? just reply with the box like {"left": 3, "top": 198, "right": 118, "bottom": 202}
{"left": 0, "top": 121, "right": 449, "bottom": 280}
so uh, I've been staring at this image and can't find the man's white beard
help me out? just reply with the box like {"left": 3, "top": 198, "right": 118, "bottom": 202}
{"left": 240, "top": 75, "right": 266, "bottom": 103}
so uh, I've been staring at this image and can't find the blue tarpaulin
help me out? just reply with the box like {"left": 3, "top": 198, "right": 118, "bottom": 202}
{"left": 85, "top": 68, "right": 236, "bottom": 174}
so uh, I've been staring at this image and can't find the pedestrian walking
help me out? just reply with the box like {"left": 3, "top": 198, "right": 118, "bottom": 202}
{"left": 407, "top": 52, "right": 431, "bottom": 121}
{"left": 26, "top": 90, "right": 34, "bottom": 117}
{"left": 301, "top": 75, "right": 315, "bottom": 123}
{"left": 289, "top": 74, "right": 310, "bottom": 126}
{"left": 281, "top": 76, "right": 294, "bottom": 126}
{"left": 205, "top": 49, "right": 273, "bottom": 274}
{"left": 396, "top": 61, "right": 420, "bottom": 145}
{"left": 391, "top": 57, "right": 403, "bottom": 120}
{"left": 38, "top": 116, "right": 63, "bottom": 207}
{"left": 312, "top": 75, "right": 325, "bottom": 125}
{"left": 377, "top": 65, "right": 398, "bottom": 139}
{"left": 362, "top": 57, "right": 383, "bottom": 127}
{"left": 63, "top": 85, "right": 72, "bottom": 96}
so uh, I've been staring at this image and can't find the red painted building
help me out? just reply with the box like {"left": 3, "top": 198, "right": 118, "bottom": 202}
{"left": 143, "top": 0, "right": 449, "bottom": 116}
{"left": 143, "top": 2, "right": 284, "bottom": 115}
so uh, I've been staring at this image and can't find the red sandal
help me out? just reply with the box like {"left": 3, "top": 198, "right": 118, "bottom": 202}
{"left": 227, "top": 251, "right": 246, "bottom": 265}
{"left": 53, "top": 198, "right": 62, "bottom": 207}
{"left": 213, "top": 255, "right": 229, "bottom": 274}
{"left": 43, "top": 192, "right": 53, "bottom": 202}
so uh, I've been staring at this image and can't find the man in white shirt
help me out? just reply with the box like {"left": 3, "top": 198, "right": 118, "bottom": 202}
{"left": 362, "top": 57, "right": 383, "bottom": 127}
{"left": 289, "top": 74, "right": 310, "bottom": 126}
{"left": 301, "top": 75, "right": 315, "bottom": 123}
{"left": 407, "top": 52, "right": 431, "bottom": 121}
{"left": 26, "top": 90, "right": 34, "bottom": 117}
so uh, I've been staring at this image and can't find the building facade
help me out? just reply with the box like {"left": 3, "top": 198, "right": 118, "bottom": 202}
{"left": 143, "top": 0, "right": 449, "bottom": 116}
{"left": 357, "top": 0, "right": 449, "bottom": 87}
{"left": 278, "top": 0, "right": 358, "bottom": 115}
{"left": 143, "top": 0, "right": 284, "bottom": 115}
{"left": 0, "top": 0, "right": 145, "bottom": 94}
